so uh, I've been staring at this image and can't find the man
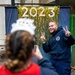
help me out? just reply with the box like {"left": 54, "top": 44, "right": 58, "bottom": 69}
{"left": 40, "top": 21, "right": 75, "bottom": 75}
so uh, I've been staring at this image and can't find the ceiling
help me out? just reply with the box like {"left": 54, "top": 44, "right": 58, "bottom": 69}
{"left": 59, "top": 0, "right": 75, "bottom": 7}
{"left": 50, "top": 0, "right": 75, "bottom": 14}
{"left": 50, "top": 0, "right": 75, "bottom": 7}
{"left": 40, "top": 0, "right": 75, "bottom": 7}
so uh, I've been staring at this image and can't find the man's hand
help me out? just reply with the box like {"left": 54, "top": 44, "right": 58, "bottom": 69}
{"left": 63, "top": 26, "right": 71, "bottom": 37}
{"left": 40, "top": 32, "right": 46, "bottom": 43}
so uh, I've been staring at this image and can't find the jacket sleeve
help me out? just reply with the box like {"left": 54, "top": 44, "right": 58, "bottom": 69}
{"left": 67, "top": 35, "right": 75, "bottom": 45}
{"left": 38, "top": 58, "right": 58, "bottom": 75}
{"left": 38, "top": 58, "right": 55, "bottom": 70}
{"left": 42, "top": 41, "right": 50, "bottom": 53}
{"left": 63, "top": 30, "right": 75, "bottom": 46}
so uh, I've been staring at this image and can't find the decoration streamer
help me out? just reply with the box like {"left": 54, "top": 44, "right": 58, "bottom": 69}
{"left": 17, "top": 6, "right": 60, "bottom": 47}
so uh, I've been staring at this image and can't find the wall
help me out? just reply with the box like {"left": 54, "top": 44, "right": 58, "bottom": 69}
{"left": 0, "top": 7, "right": 5, "bottom": 58}
{"left": 40, "top": 0, "right": 55, "bottom": 3}
{"left": 0, "top": 7, "right": 6, "bottom": 45}
{"left": 0, "top": 0, "right": 11, "bottom": 4}
{"left": 0, "top": 0, "right": 39, "bottom": 46}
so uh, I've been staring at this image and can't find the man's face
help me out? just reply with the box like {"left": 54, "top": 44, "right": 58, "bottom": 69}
{"left": 48, "top": 22, "right": 58, "bottom": 33}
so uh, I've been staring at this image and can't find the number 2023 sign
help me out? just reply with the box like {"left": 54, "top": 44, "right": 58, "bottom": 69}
{"left": 21, "top": 6, "right": 56, "bottom": 17}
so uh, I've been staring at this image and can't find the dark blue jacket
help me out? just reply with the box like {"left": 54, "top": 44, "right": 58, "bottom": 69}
{"left": 39, "top": 58, "right": 59, "bottom": 75}
{"left": 43, "top": 26, "right": 75, "bottom": 62}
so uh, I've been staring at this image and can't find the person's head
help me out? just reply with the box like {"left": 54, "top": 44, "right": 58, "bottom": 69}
{"left": 48, "top": 21, "right": 58, "bottom": 33}
{"left": 4, "top": 18, "right": 36, "bottom": 72}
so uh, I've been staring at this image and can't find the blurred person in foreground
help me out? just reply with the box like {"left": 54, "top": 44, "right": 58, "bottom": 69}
{"left": 0, "top": 18, "right": 58, "bottom": 75}
{"left": 40, "top": 21, "right": 75, "bottom": 75}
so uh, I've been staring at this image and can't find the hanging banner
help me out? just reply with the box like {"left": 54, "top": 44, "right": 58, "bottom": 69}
{"left": 17, "top": 6, "right": 60, "bottom": 47}
{"left": 17, "top": 6, "right": 59, "bottom": 18}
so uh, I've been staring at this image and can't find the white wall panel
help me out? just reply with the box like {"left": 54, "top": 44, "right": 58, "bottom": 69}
{"left": 15, "top": 0, "right": 20, "bottom": 3}
{"left": 33, "top": 0, "right": 39, "bottom": 3}
{"left": 40, "top": 0, "right": 55, "bottom": 3}
{"left": 0, "top": 7, "right": 6, "bottom": 45}
{"left": 0, "top": 0, "right": 11, "bottom": 4}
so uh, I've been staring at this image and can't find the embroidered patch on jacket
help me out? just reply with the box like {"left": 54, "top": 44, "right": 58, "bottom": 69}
{"left": 56, "top": 36, "right": 60, "bottom": 41}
